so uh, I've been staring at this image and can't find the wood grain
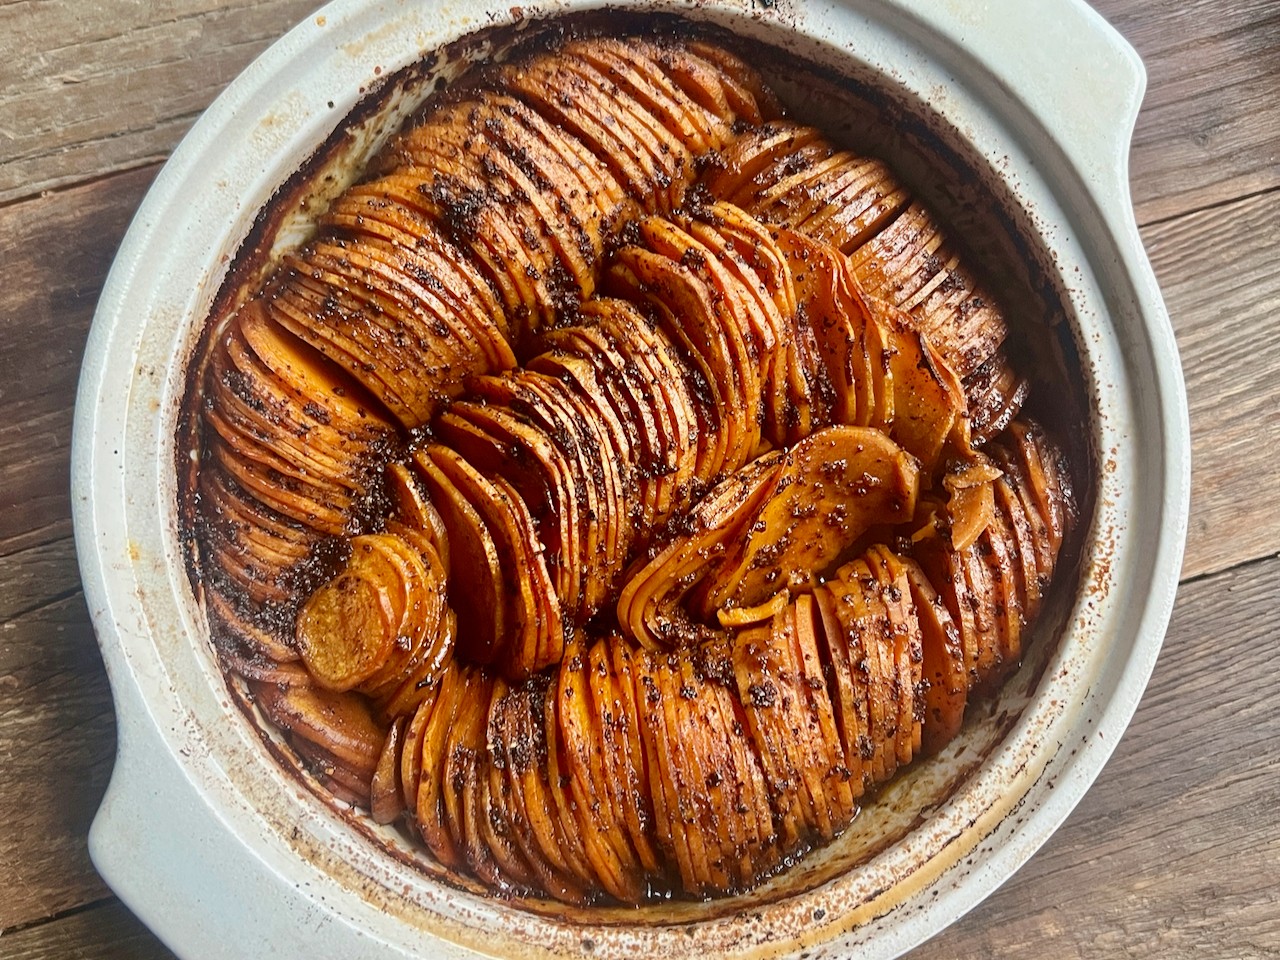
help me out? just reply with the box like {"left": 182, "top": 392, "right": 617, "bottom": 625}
{"left": 0, "top": 0, "right": 322, "bottom": 206}
{"left": 1142, "top": 190, "right": 1280, "bottom": 579}
{"left": 0, "top": 900, "right": 173, "bottom": 960}
{"left": 910, "top": 555, "right": 1280, "bottom": 958}
{"left": 0, "top": 592, "right": 115, "bottom": 931}
{"left": 0, "top": 165, "right": 157, "bottom": 559}
{"left": 1091, "top": 0, "right": 1280, "bottom": 225}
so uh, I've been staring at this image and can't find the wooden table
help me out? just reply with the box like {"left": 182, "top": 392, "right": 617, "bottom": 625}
{"left": 2, "top": 2, "right": 1277, "bottom": 956}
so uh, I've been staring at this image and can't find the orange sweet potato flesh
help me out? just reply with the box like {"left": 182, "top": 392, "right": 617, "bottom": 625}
{"left": 695, "top": 425, "right": 920, "bottom": 615}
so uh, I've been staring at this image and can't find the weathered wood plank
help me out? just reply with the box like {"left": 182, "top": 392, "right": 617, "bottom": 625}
{"left": 0, "top": 537, "right": 80, "bottom": 622}
{"left": 1092, "top": 0, "right": 1280, "bottom": 224}
{"left": 0, "top": 593, "right": 114, "bottom": 931}
{"left": 0, "top": 900, "right": 173, "bottom": 960}
{"left": 0, "top": 0, "right": 322, "bottom": 205}
{"left": 1141, "top": 189, "right": 1280, "bottom": 579}
{"left": 910, "top": 555, "right": 1280, "bottom": 958}
{"left": 0, "top": 164, "right": 156, "bottom": 559}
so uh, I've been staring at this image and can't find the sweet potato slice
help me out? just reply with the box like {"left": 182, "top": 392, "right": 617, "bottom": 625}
{"left": 731, "top": 614, "right": 819, "bottom": 845}
{"left": 791, "top": 594, "right": 858, "bottom": 828}
{"left": 251, "top": 666, "right": 383, "bottom": 779}
{"left": 426, "top": 444, "right": 562, "bottom": 678}
{"left": 585, "top": 639, "right": 660, "bottom": 880}
{"left": 558, "top": 641, "right": 647, "bottom": 902}
{"left": 616, "top": 450, "right": 784, "bottom": 650}
{"left": 775, "top": 228, "right": 876, "bottom": 428}
{"left": 994, "top": 472, "right": 1043, "bottom": 620}
{"left": 370, "top": 716, "right": 407, "bottom": 824}
{"left": 902, "top": 557, "right": 967, "bottom": 755}
{"left": 812, "top": 582, "right": 868, "bottom": 793}
{"left": 502, "top": 57, "right": 670, "bottom": 211}
{"left": 440, "top": 395, "right": 578, "bottom": 612}
{"left": 606, "top": 639, "right": 663, "bottom": 875}
{"left": 964, "top": 346, "right": 1029, "bottom": 444}
{"left": 626, "top": 649, "right": 690, "bottom": 891}
{"left": 610, "top": 244, "right": 743, "bottom": 482}
{"left": 519, "top": 676, "right": 597, "bottom": 893}
{"left": 413, "top": 448, "right": 506, "bottom": 664}
{"left": 583, "top": 298, "right": 701, "bottom": 520}
{"left": 696, "top": 425, "right": 920, "bottom": 616}
{"left": 295, "top": 535, "right": 404, "bottom": 692}
{"left": 866, "top": 546, "right": 925, "bottom": 763}
{"left": 944, "top": 457, "right": 1002, "bottom": 553}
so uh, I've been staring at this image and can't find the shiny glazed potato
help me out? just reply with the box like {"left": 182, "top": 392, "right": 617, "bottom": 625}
{"left": 187, "top": 32, "right": 1078, "bottom": 906}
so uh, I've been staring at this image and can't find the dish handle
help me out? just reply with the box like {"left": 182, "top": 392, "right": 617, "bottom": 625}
{"left": 889, "top": 0, "right": 1147, "bottom": 219}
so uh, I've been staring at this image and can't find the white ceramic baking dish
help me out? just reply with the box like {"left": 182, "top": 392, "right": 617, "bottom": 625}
{"left": 73, "top": 1, "right": 1189, "bottom": 957}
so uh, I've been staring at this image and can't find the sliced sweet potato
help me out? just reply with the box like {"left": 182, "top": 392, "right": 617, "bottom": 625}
{"left": 295, "top": 535, "right": 403, "bottom": 692}
{"left": 902, "top": 557, "right": 967, "bottom": 755}
{"left": 616, "top": 450, "right": 784, "bottom": 650}
{"left": 413, "top": 447, "right": 506, "bottom": 664}
{"left": 696, "top": 425, "right": 920, "bottom": 615}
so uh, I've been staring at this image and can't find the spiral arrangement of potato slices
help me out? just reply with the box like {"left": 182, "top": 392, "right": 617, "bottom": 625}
{"left": 189, "top": 33, "right": 1078, "bottom": 905}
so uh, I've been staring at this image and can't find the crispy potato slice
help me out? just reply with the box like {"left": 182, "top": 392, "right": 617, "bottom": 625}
{"left": 915, "top": 532, "right": 982, "bottom": 694}
{"left": 825, "top": 560, "right": 898, "bottom": 785}
{"left": 702, "top": 121, "right": 824, "bottom": 203}
{"left": 502, "top": 58, "right": 672, "bottom": 211}
{"left": 236, "top": 299, "right": 395, "bottom": 438}
{"left": 682, "top": 41, "right": 780, "bottom": 122}
{"left": 439, "top": 397, "right": 574, "bottom": 604}
{"left": 385, "top": 463, "right": 449, "bottom": 566}
{"left": 319, "top": 185, "right": 512, "bottom": 354}
{"left": 609, "top": 244, "right": 743, "bottom": 483}
{"left": 664, "top": 657, "right": 742, "bottom": 894}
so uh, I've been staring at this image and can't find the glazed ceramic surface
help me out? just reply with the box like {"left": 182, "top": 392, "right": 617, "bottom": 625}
{"left": 73, "top": 1, "right": 1189, "bottom": 957}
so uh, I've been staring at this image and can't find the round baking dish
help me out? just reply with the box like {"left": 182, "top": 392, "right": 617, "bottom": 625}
{"left": 73, "top": 1, "right": 1189, "bottom": 957}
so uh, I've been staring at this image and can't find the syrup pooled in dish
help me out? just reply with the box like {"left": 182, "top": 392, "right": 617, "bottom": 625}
{"left": 189, "top": 33, "right": 1076, "bottom": 903}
